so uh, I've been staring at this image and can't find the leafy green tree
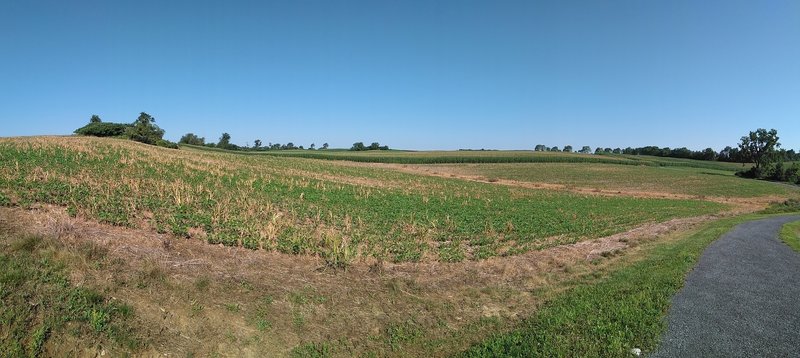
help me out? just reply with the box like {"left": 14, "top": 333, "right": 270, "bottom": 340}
{"left": 322, "top": 143, "right": 329, "bottom": 150}
{"left": 594, "top": 147, "right": 603, "bottom": 154}
{"left": 309, "top": 143, "right": 315, "bottom": 150}
{"left": 351, "top": 142, "right": 366, "bottom": 151}
{"left": 534, "top": 144, "right": 546, "bottom": 152}
{"left": 369, "top": 142, "right": 381, "bottom": 150}
{"left": 579, "top": 146, "right": 591, "bottom": 154}
{"left": 563, "top": 145, "right": 573, "bottom": 153}
{"left": 74, "top": 122, "right": 129, "bottom": 137}
{"left": 550, "top": 146, "right": 560, "bottom": 152}
{"left": 89, "top": 114, "right": 102, "bottom": 123}
{"left": 738, "top": 128, "right": 780, "bottom": 171}
{"left": 126, "top": 112, "right": 164, "bottom": 145}
{"left": 179, "top": 133, "right": 205, "bottom": 146}
{"left": 254, "top": 139, "right": 262, "bottom": 149}
{"left": 218, "top": 132, "right": 232, "bottom": 149}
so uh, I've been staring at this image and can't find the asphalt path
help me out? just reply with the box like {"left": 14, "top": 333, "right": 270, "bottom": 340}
{"left": 651, "top": 215, "right": 800, "bottom": 358}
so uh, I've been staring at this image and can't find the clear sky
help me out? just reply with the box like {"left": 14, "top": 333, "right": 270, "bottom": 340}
{"left": 1, "top": 0, "right": 798, "bottom": 150}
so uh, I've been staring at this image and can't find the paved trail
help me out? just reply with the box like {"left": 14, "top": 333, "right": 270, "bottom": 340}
{"left": 652, "top": 215, "right": 800, "bottom": 358}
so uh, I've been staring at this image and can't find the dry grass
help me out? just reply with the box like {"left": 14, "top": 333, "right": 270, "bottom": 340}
{"left": 0, "top": 205, "right": 727, "bottom": 356}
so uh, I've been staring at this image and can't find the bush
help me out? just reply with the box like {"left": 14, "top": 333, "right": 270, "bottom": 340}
{"left": 74, "top": 122, "right": 130, "bottom": 137}
{"left": 156, "top": 139, "right": 179, "bottom": 149}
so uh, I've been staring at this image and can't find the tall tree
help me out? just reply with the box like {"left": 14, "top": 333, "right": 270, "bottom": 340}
{"left": 254, "top": 139, "right": 262, "bottom": 149}
{"left": 738, "top": 128, "right": 780, "bottom": 170}
{"left": 218, "top": 133, "right": 232, "bottom": 149}
{"left": 563, "top": 145, "right": 573, "bottom": 153}
{"left": 127, "top": 112, "right": 164, "bottom": 145}
{"left": 89, "top": 114, "right": 102, "bottom": 123}
{"left": 322, "top": 143, "right": 329, "bottom": 150}
{"left": 579, "top": 146, "right": 591, "bottom": 154}
{"left": 534, "top": 144, "right": 546, "bottom": 152}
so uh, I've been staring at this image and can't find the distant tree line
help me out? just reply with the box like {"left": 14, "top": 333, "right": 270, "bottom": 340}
{"left": 178, "top": 132, "right": 333, "bottom": 152}
{"left": 532, "top": 142, "right": 799, "bottom": 163}
{"left": 532, "top": 128, "right": 799, "bottom": 184}
{"left": 73, "top": 113, "right": 178, "bottom": 149}
{"left": 350, "top": 142, "right": 389, "bottom": 151}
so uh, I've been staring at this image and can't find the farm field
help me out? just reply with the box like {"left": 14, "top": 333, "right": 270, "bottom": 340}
{"left": 185, "top": 144, "right": 746, "bottom": 171}
{"left": 395, "top": 163, "right": 794, "bottom": 199}
{"left": 1, "top": 136, "right": 797, "bottom": 357}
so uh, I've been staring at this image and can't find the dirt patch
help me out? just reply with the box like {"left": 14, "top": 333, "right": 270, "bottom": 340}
{"left": 0, "top": 205, "right": 727, "bottom": 357}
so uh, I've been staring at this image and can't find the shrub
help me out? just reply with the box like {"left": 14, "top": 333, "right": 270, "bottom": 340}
{"left": 74, "top": 122, "right": 130, "bottom": 137}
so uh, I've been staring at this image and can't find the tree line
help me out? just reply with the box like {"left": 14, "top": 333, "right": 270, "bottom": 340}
{"left": 532, "top": 128, "right": 799, "bottom": 184}
{"left": 533, "top": 141, "right": 799, "bottom": 163}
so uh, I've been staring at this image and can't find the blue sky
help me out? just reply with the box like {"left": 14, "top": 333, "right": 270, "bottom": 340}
{"left": 1, "top": 0, "right": 798, "bottom": 150}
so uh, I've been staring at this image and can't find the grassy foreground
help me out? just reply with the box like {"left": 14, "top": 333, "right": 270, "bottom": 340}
{"left": 461, "top": 214, "right": 782, "bottom": 357}
{"left": 0, "top": 231, "right": 139, "bottom": 356}
{"left": 780, "top": 220, "right": 800, "bottom": 252}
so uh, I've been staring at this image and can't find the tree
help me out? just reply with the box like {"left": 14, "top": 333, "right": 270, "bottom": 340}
{"left": 351, "top": 142, "right": 366, "bottom": 151}
{"left": 309, "top": 143, "right": 315, "bottom": 150}
{"left": 322, "top": 143, "right": 329, "bottom": 150}
{"left": 534, "top": 144, "right": 546, "bottom": 152}
{"left": 369, "top": 142, "right": 381, "bottom": 150}
{"left": 127, "top": 112, "right": 164, "bottom": 145}
{"left": 738, "top": 128, "right": 780, "bottom": 171}
{"left": 563, "top": 145, "right": 573, "bottom": 153}
{"left": 218, "top": 133, "right": 232, "bottom": 149}
{"left": 254, "top": 139, "right": 262, "bottom": 149}
{"left": 179, "top": 133, "right": 205, "bottom": 146}
{"left": 89, "top": 114, "right": 102, "bottom": 123}
{"left": 74, "top": 122, "right": 129, "bottom": 137}
{"left": 613, "top": 148, "right": 622, "bottom": 154}
{"left": 594, "top": 147, "right": 603, "bottom": 154}
{"left": 550, "top": 146, "right": 560, "bottom": 152}
{"left": 579, "top": 146, "right": 591, "bottom": 154}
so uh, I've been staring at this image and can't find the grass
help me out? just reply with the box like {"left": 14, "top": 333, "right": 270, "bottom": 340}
{"left": 0, "top": 137, "right": 726, "bottom": 263}
{"left": 0, "top": 231, "right": 139, "bottom": 356}
{"left": 460, "top": 214, "right": 776, "bottom": 357}
{"left": 430, "top": 163, "right": 794, "bottom": 198}
{"left": 779, "top": 220, "right": 800, "bottom": 252}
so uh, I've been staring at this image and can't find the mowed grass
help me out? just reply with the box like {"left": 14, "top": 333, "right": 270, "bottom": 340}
{"left": 0, "top": 137, "right": 725, "bottom": 263}
{"left": 461, "top": 214, "right": 780, "bottom": 357}
{"left": 780, "top": 219, "right": 800, "bottom": 252}
{"left": 428, "top": 163, "right": 794, "bottom": 198}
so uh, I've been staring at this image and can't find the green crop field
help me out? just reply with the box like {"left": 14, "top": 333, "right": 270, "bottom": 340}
{"left": 420, "top": 163, "right": 794, "bottom": 198}
{"left": 0, "top": 137, "right": 726, "bottom": 263}
{"left": 184, "top": 144, "right": 748, "bottom": 171}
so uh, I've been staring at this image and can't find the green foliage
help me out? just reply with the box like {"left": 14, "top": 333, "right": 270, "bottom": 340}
{"left": 739, "top": 128, "right": 780, "bottom": 171}
{"left": 290, "top": 342, "right": 332, "bottom": 358}
{"left": 126, "top": 112, "right": 165, "bottom": 145}
{"left": 74, "top": 122, "right": 130, "bottom": 137}
{"left": 462, "top": 215, "right": 762, "bottom": 357}
{"left": 179, "top": 133, "right": 206, "bottom": 146}
{"left": 89, "top": 114, "right": 102, "bottom": 123}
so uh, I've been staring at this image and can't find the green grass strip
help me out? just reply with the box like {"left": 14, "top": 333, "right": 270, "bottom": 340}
{"left": 779, "top": 220, "right": 800, "bottom": 252}
{"left": 460, "top": 214, "right": 778, "bottom": 358}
